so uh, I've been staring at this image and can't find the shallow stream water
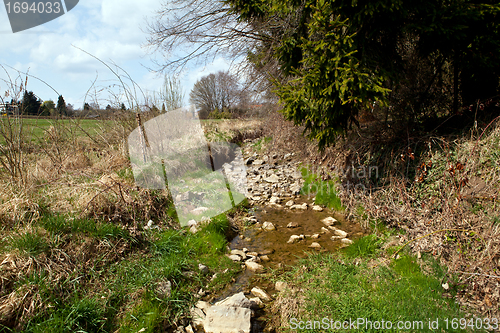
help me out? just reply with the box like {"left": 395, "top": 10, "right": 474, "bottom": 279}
{"left": 213, "top": 196, "right": 366, "bottom": 307}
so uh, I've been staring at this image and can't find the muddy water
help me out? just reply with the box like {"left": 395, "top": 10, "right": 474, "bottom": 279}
{"left": 214, "top": 197, "right": 366, "bottom": 301}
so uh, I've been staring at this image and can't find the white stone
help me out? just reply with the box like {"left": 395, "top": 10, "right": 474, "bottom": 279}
{"left": 249, "top": 297, "right": 264, "bottom": 309}
{"left": 287, "top": 235, "right": 301, "bottom": 244}
{"left": 321, "top": 217, "right": 338, "bottom": 226}
{"left": 264, "top": 174, "right": 280, "bottom": 183}
{"left": 290, "top": 204, "right": 307, "bottom": 210}
{"left": 204, "top": 306, "right": 251, "bottom": 333}
{"left": 269, "top": 196, "right": 281, "bottom": 204}
{"left": 262, "top": 222, "right": 276, "bottom": 231}
{"left": 245, "top": 261, "right": 264, "bottom": 272}
{"left": 311, "top": 234, "right": 320, "bottom": 239}
{"left": 215, "top": 292, "right": 252, "bottom": 308}
{"left": 251, "top": 287, "right": 272, "bottom": 302}
{"left": 340, "top": 238, "right": 353, "bottom": 245}
{"left": 185, "top": 325, "right": 194, "bottom": 333}
{"left": 287, "top": 222, "right": 299, "bottom": 228}
{"left": 309, "top": 242, "right": 322, "bottom": 249}
{"left": 196, "top": 301, "right": 211, "bottom": 313}
{"left": 334, "top": 229, "right": 348, "bottom": 238}
{"left": 230, "top": 249, "right": 247, "bottom": 259}
{"left": 312, "top": 205, "right": 324, "bottom": 211}
{"left": 285, "top": 200, "right": 294, "bottom": 207}
{"left": 227, "top": 254, "right": 242, "bottom": 262}
{"left": 187, "top": 219, "right": 198, "bottom": 227}
{"left": 321, "top": 227, "right": 330, "bottom": 233}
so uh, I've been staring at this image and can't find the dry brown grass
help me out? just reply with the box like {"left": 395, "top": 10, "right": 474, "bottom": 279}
{"left": 270, "top": 288, "right": 306, "bottom": 330}
{"left": 262, "top": 111, "right": 500, "bottom": 317}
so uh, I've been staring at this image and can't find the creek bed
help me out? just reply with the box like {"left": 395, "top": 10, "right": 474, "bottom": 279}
{"left": 214, "top": 197, "right": 366, "bottom": 302}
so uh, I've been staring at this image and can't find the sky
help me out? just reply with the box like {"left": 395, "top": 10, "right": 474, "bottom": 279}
{"left": 0, "top": 0, "right": 233, "bottom": 109}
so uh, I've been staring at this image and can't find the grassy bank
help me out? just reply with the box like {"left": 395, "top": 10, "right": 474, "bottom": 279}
{"left": 0, "top": 116, "right": 259, "bottom": 331}
{"left": 0, "top": 213, "right": 239, "bottom": 332}
{"left": 273, "top": 235, "right": 470, "bottom": 332}
{"left": 266, "top": 166, "right": 481, "bottom": 331}
{"left": 262, "top": 110, "right": 500, "bottom": 318}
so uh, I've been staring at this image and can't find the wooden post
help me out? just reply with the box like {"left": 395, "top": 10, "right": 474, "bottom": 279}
{"left": 136, "top": 113, "right": 150, "bottom": 163}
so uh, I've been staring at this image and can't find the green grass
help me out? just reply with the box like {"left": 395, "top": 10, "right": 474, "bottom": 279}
{"left": 341, "top": 234, "right": 383, "bottom": 258}
{"left": 0, "top": 118, "right": 105, "bottom": 144}
{"left": 9, "top": 229, "right": 51, "bottom": 257}
{"left": 300, "top": 167, "right": 344, "bottom": 211}
{"left": 40, "top": 214, "right": 132, "bottom": 240}
{"left": 280, "top": 235, "right": 468, "bottom": 332}
{"left": 251, "top": 136, "right": 272, "bottom": 151}
{"left": 4, "top": 213, "right": 240, "bottom": 332}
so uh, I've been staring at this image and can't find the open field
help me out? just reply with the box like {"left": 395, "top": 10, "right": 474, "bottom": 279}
{"left": 0, "top": 118, "right": 109, "bottom": 145}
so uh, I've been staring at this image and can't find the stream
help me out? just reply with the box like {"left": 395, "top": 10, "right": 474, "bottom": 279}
{"left": 193, "top": 148, "right": 367, "bottom": 333}
{"left": 208, "top": 196, "right": 366, "bottom": 332}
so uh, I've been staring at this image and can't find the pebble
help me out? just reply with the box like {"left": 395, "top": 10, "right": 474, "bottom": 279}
{"left": 262, "top": 222, "right": 276, "bottom": 231}
{"left": 333, "top": 229, "right": 348, "bottom": 238}
{"left": 228, "top": 254, "right": 242, "bottom": 262}
{"left": 245, "top": 261, "right": 265, "bottom": 272}
{"left": 321, "top": 217, "right": 337, "bottom": 226}
{"left": 312, "top": 205, "right": 324, "bottom": 211}
{"left": 199, "top": 264, "right": 209, "bottom": 274}
{"left": 251, "top": 287, "right": 272, "bottom": 302}
{"left": 275, "top": 281, "right": 289, "bottom": 291}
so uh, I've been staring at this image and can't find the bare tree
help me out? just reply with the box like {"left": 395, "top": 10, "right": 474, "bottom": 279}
{"left": 189, "top": 71, "right": 242, "bottom": 117}
{"left": 147, "top": 1, "right": 281, "bottom": 75}
{"left": 146, "top": 0, "right": 303, "bottom": 101}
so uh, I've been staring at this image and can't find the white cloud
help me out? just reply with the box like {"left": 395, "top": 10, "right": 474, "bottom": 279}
{"left": 1, "top": 0, "right": 246, "bottom": 109}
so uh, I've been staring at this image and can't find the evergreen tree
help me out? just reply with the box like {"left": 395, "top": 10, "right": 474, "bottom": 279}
{"left": 21, "top": 91, "right": 42, "bottom": 115}
{"left": 57, "top": 95, "right": 67, "bottom": 116}
{"left": 224, "top": 0, "right": 500, "bottom": 148}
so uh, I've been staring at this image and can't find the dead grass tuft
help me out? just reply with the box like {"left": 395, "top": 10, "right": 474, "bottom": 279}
{"left": 270, "top": 287, "right": 306, "bottom": 330}
{"left": 0, "top": 195, "right": 41, "bottom": 227}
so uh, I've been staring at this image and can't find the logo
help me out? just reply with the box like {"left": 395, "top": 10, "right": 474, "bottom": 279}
{"left": 127, "top": 106, "right": 248, "bottom": 227}
{"left": 3, "top": 0, "right": 79, "bottom": 33}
